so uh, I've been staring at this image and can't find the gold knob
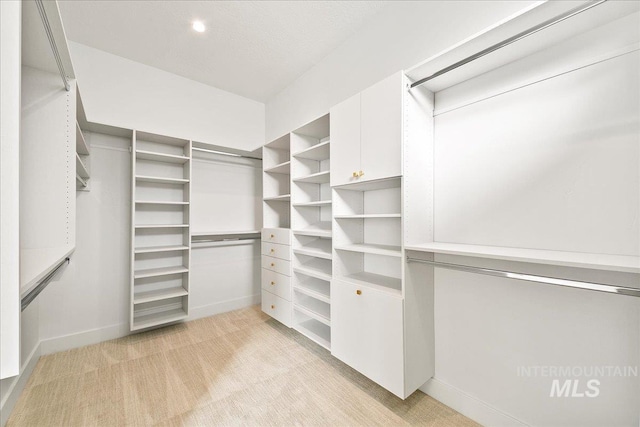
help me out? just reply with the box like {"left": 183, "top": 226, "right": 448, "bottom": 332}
{"left": 356, "top": 290, "right": 362, "bottom": 295}
{"left": 270, "top": 263, "right": 275, "bottom": 267}
{"left": 270, "top": 281, "right": 275, "bottom": 285}
{"left": 270, "top": 234, "right": 274, "bottom": 238}
{"left": 352, "top": 171, "right": 358, "bottom": 178}
{"left": 271, "top": 304, "right": 275, "bottom": 309}
{"left": 270, "top": 249, "right": 275, "bottom": 253}
{"left": 358, "top": 171, "right": 364, "bottom": 177}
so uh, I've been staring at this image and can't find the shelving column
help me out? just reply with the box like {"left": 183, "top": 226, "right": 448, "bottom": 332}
{"left": 290, "top": 114, "right": 332, "bottom": 350}
{"left": 261, "top": 134, "right": 293, "bottom": 326}
{"left": 130, "top": 130, "right": 192, "bottom": 331}
{"left": 75, "top": 89, "right": 90, "bottom": 191}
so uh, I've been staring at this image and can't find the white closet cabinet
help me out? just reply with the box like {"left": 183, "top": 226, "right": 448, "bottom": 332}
{"left": 330, "top": 72, "right": 404, "bottom": 186}
{"left": 331, "top": 279, "right": 404, "bottom": 397}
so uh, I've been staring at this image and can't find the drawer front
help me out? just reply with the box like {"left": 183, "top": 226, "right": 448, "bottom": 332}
{"left": 262, "top": 242, "right": 291, "bottom": 261}
{"left": 261, "top": 290, "right": 291, "bottom": 327}
{"left": 262, "top": 255, "right": 291, "bottom": 276}
{"left": 331, "top": 279, "right": 405, "bottom": 398}
{"left": 262, "top": 228, "right": 291, "bottom": 245}
{"left": 261, "top": 269, "right": 291, "bottom": 301}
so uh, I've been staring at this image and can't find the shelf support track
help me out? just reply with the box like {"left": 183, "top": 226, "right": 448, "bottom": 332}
{"left": 35, "top": 0, "right": 70, "bottom": 91}
{"left": 406, "top": 256, "right": 640, "bottom": 298}
{"left": 21, "top": 257, "right": 70, "bottom": 311}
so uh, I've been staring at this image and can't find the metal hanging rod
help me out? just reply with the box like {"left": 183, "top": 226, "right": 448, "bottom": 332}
{"left": 192, "top": 147, "right": 262, "bottom": 161}
{"left": 35, "top": 0, "right": 70, "bottom": 92}
{"left": 406, "top": 257, "right": 640, "bottom": 298}
{"left": 410, "top": 0, "right": 608, "bottom": 89}
{"left": 21, "top": 257, "right": 70, "bottom": 311}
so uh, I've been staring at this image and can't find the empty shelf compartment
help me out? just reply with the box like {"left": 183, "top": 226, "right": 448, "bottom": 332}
{"left": 293, "top": 257, "right": 332, "bottom": 281}
{"left": 294, "top": 293, "right": 330, "bottom": 325}
{"left": 293, "top": 171, "right": 330, "bottom": 184}
{"left": 292, "top": 140, "right": 330, "bottom": 161}
{"left": 134, "top": 287, "right": 188, "bottom": 304}
{"left": 136, "top": 150, "right": 189, "bottom": 164}
{"left": 342, "top": 271, "right": 402, "bottom": 296}
{"left": 134, "top": 266, "right": 189, "bottom": 279}
{"left": 293, "top": 276, "right": 330, "bottom": 303}
{"left": 293, "top": 221, "right": 331, "bottom": 238}
{"left": 294, "top": 312, "right": 331, "bottom": 350}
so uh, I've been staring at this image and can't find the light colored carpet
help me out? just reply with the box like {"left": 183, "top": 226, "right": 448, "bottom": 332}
{"left": 7, "top": 305, "right": 479, "bottom": 426}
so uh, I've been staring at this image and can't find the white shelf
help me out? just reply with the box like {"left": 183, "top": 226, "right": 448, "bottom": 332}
{"left": 192, "top": 230, "right": 260, "bottom": 237}
{"left": 134, "top": 245, "right": 189, "bottom": 254}
{"left": 134, "top": 266, "right": 189, "bottom": 279}
{"left": 293, "top": 238, "right": 332, "bottom": 260}
{"left": 76, "top": 121, "right": 89, "bottom": 155}
{"left": 293, "top": 258, "right": 332, "bottom": 282}
{"left": 294, "top": 295, "right": 330, "bottom": 325}
{"left": 293, "top": 278, "right": 330, "bottom": 303}
{"left": 135, "top": 175, "right": 189, "bottom": 184}
{"left": 294, "top": 318, "right": 331, "bottom": 350}
{"left": 76, "top": 153, "right": 89, "bottom": 178}
{"left": 135, "top": 224, "right": 189, "bottom": 229}
{"left": 292, "top": 140, "right": 330, "bottom": 161}
{"left": 293, "top": 200, "right": 332, "bottom": 207}
{"left": 134, "top": 287, "right": 188, "bottom": 304}
{"left": 334, "top": 176, "right": 401, "bottom": 191}
{"left": 334, "top": 213, "right": 400, "bottom": 219}
{"left": 264, "top": 194, "right": 291, "bottom": 202}
{"left": 264, "top": 161, "right": 290, "bottom": 174}
{"left": 132, "top": 307, "right": 187, "bottom": 331}
{"left": 335, "top": 243, "right": 402, "bottom": 258}
{"left": 293, "top": 170, "right": 330, "bottom": 184}
{"left": 136, "top": 150, "right": 189, "bottom": 164}
{"left": 135, "top": 200, "right": 189, "bottom": 205}
{"left": 404, "top": 242, "right": 640, "bottom": 274}
{"left": 76, "top": 174, "right": 88, "bottom": 188}
{"left": 342, "top": 271, "right": 402, "bottom": 296}
{"left": 20, "top": 246, "right": 74, "bottom": 296}
{"left": 293, "top": 221, "right": 331, "bottom": 238}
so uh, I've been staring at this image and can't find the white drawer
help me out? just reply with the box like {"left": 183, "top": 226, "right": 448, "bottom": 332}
{"left": 262, "top": 242, "right": 291, "bottom": 261}
{"left": 262, "top": 228, "right": 291, "bottom": 245}
{"left": 262, "top": 290, "right": 291, "bottom": 327}
{"left": 262, "top": 255, "right": 291, "bottom": 276}
{"left": 261, "top": 269, "right": 291, "bottom": 301}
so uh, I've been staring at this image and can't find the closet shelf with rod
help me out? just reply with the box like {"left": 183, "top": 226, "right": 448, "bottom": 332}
{"left": 135, "top": 175, "right": 189, "bottom": 184}
{"left": 136, "top": 150, "right": 189, "bottom": 164}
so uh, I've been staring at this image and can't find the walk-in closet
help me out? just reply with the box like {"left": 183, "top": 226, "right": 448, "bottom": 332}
{"left": 1, "top": 1, "right": 638, "bottom": 426}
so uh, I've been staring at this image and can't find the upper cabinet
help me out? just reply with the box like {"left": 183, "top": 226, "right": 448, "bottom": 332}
{"left": 330, "top": 72, "right": 405, "bottom": 187}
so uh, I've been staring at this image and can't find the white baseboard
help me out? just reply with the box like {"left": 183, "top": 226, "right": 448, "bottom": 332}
{"left": 189, "top": 294, "right": 261, "bottom": 321}
{"left": 39, "top": 294, "right": 261, "bottom": 356}
{"left": 0, "top": 342, "right": 41, "bottom": 427}
{"left": 40, "top": 322, "right": 130, "bottom": 356}
{"left": 421, "top": 378, "right": 527, "bottom": 427}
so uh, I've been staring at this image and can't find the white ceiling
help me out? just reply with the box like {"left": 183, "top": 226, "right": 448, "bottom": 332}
{"left": 57, "top": 1, "right": 391, "bottom": 102}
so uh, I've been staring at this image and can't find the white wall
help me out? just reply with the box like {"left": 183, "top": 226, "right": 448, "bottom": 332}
{"left": 265, "top": 0, "right": 537, "bottom": 142}
{"left": 69, "top": 42, "right": 265, "bottom": 152}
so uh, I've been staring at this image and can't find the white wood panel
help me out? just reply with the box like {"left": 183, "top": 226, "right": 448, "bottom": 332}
{"left": 261, "top": 269, "right": 291, "bottom": 301}
{"left": 330, "top": 94, "right": 361, "bottom": 187}
{"left": 261, "top": 290, "right": 292, "bottom": 326}
{"left": 191, "top": 155, "right": 262, "bottom": 233}
{"left": 360, "top": 72, "right": 403, "bottom": 183}
{"left": 0, "top": 0, "right": 21, "bottom": 380}
{"left": 331, "top": 279, "right": 405, "bottom": 398}
{"left": 434, "top": 52, "right": 640, "bottom": 256}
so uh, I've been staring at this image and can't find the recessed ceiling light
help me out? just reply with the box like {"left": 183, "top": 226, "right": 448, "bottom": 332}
{"left": 192, "top": 21, "right": 205, "bottom": 33}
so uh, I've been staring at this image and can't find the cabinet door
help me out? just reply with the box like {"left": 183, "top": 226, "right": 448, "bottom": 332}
{"left": 331, "top": 280, "right": 405, "bottom": 397}
{"left": 330, "top": 94, "right": 361, "bottom": 187}
{"left": 360, "top": 72, "right": 404, "bottom": 182}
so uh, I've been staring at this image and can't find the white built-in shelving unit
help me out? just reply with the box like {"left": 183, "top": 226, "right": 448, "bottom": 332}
{"left": 261, "top": 134, "right": 293, "bottom": 326}
{"left": 290, "top": 114, "right": 332, "bottom": 350}
{"left": 130, "top": 130, "right": 191, "bottom": 331}
{"left": 75, "top": 88, "right": 90, "bottom": 191}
